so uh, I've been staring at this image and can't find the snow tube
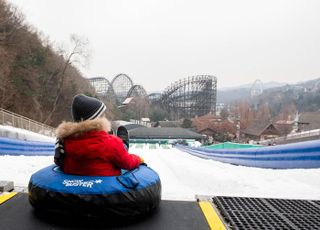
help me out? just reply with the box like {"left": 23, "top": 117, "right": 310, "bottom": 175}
{"left": 28, "top": 164, "right": 161, "bottom": 218}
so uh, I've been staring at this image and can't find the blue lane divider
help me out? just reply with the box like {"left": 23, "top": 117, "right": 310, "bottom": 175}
{"left": 176, "top": 140, "right": 320, "bottom": 169}
{"left": 0, "top": 137, "right": 54, "bottom": 156}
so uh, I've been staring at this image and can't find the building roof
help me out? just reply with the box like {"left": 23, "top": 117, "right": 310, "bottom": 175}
{"left": 123, "top": 123, "right": 146, "bottom": 130}
{"left": 111, "top": 120, "right": 145, "bottom": 131}
{"left": 241, "top": 120, "right": 280, "bottom": 137}
{"left": 195, "top": 113, "right": 220, "bottom": 121}
{"left": 192, "top": 114, "right": 222, "bottom": 132}
{"left": 154, "top": 120, "right": 182, "bottom": 127}
{"left": 141, "top": 118, "right": 150, "bottom": 122}
{"left": 198, "top": 127, "right": 215, "bottom": 133}
{"left": 274, "top": 123, "right": 293, "bottom": 136}
{"left": 298, "top": 112, "right": 320, "bottom": 130}
{"left": 128, "top": 127, "right": 204, "bottom": 139}
{"left": 122, "top": 97, "right": 134, "bottom": 105}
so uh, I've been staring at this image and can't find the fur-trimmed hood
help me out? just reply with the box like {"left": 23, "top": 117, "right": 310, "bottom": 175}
{"left": 56, "top": 117, "right": 111, "bottom": 139}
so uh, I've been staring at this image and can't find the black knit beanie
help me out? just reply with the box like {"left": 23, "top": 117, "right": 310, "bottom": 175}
{"left": 71, "top": 94, "right": 106, "bottom": 122}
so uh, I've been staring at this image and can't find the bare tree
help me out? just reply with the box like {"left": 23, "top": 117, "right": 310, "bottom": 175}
{"left": 256, "top": 103, "right": 272, "bottom": 122}
{"left": 0, "top": 0, "right": 24, "bottom": 109}
{"left": 43, "top": 34, "right": 90, "bottom": 124}
{"left": 276, "top": 103, "right": 297, "bottom": 121}
{"left": 234, "top": 100, "right": 254, "bottom": 129}
{"left": 0, "top": 0, "right": 25, "bottom": 45}
{"left": 131, "top": 97, "right": 150, "bottom": 119}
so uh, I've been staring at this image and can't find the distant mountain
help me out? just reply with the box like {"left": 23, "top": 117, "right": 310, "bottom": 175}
{"left": 217, "top": 77, "right": 320, "bottom": 118}
{"left": 217, "top": 88, "right": 251, "bottom": 104}
{"left": 219, "top": 81, "right": 287, "bottom": 91}
{"left": 217, "top": 79, "right": 320, "bottom": 104}
{"left": 294, "top": 78, "right": 320, "bottom": 89}
{"left": 217, "top": 81, "right": 286, "bottom": 104}
{"left": 258, "top": 77, "right": 320, "bottom": 115}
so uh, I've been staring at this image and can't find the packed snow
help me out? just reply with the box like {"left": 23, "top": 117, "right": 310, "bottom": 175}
{"left": 0, "top": 127, "right": 320, "bottom": 201}
{"left": 0, "top": 125, "right": 55, "bottom": 143}
{"left": 131, "top": 145, "right": 320, "bottom": 201}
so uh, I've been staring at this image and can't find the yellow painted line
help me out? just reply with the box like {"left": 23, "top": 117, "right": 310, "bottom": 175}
{"left": 0, "top": 192, "right": 17, "bottom": 205}
{"left": 199, "top": 201, "right": 226, "bottom": 230}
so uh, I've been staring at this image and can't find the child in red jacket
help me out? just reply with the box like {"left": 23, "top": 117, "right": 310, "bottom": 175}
{"left": 54, "top": 94, "right": 143, "bottom": 176}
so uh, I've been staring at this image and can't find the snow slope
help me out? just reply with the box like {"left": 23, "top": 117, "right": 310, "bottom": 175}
{"left": 132, "top": 146, "right": 320, "bottom": 201}
{"left": 0, "top": 125, "right": 55, "bottom": 143}
{"left": 1, "top": 144, "right": 319, "bottom": 201}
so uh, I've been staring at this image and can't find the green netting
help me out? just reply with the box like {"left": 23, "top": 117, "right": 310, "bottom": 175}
{"left": 130, "top": 139, "right": 168, "bottom": 144}
{"left": 204, "top": 142, "right": 262, "bottom": 149}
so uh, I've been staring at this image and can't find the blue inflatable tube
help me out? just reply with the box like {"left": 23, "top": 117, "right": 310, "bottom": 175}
{"left": 28, "top": 164, "right": 161, "bottom": 218}
{"left": 177, "top": 140, "right": 320, "bottom": 169}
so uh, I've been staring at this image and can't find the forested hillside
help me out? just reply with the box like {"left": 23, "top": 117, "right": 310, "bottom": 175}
{"left": 0, "top": 0, "right": 95, "bottom": 126}
{"left": 221, "top": 78, "right": 320, "bottom": 115}
{"left": 258, "top": 79, "right": 320, "bottom": 115}
{"left": 227, "top": 78, "right": 320, "bottom": 130}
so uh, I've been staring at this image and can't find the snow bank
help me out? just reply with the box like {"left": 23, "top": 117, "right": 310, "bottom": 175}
{"left": 0, "top": 125, "right": 55, "bottom": 143}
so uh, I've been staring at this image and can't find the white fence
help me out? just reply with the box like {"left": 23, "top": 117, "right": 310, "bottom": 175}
{"left": 0, "top": 108, "right": 55, "bottom": 137}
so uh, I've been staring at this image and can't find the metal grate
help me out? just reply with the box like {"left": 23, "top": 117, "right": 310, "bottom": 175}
{"left": 284, "top": 214, "right": 320, "bottom": 230}
{"left": 312, "top": 200, "right": 320, "bottom": 208}
{"left": 266, "top": 198, "right": 320, "bottom": 215}
{"left": 225, "top": 211, "right": 295, "bottom": 230}
{"left": 213, "top": 196, "right": 274, "bottom": 213}
{"left": 212, "top": 196, "right": 320, "bottom": 230}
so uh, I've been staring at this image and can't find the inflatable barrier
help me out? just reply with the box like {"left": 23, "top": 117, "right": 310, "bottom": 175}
{"left": 177, "top": 140, "right": 320, "bottom": 169}
{"left": 204, "top": 142, "right": 262, "bottom": 149}
{"left": 28, "top": 164, "right": 161, "bottom": 218}
{"left": 0, "top": 137, "right": 54, "bottom": 156}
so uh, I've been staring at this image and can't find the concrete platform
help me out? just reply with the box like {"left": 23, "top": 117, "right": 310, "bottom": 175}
{"left": 0, "top": 193, "right": 209, "bottom": 230}
{"left": 2, "top": 192, "right": 319, "bottom": 229}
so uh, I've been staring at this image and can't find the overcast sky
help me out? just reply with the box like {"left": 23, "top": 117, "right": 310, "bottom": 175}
{"left": 9, "top": 0, "right": 320, "bottom": 92}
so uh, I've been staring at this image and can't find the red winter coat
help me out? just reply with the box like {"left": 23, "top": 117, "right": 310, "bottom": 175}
{"left": 55, "top": 118, "right": 141, "bottom": 176}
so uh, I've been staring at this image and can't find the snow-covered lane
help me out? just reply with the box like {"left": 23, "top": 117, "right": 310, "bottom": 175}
{"left": 1, "top": 145, "right": 320, "bottom": 201}
{"left": 0, "top": 156, "right": 53, "bottom": 187}
{"left": 131, "top": 146, "right": 320, "bottom": 201}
